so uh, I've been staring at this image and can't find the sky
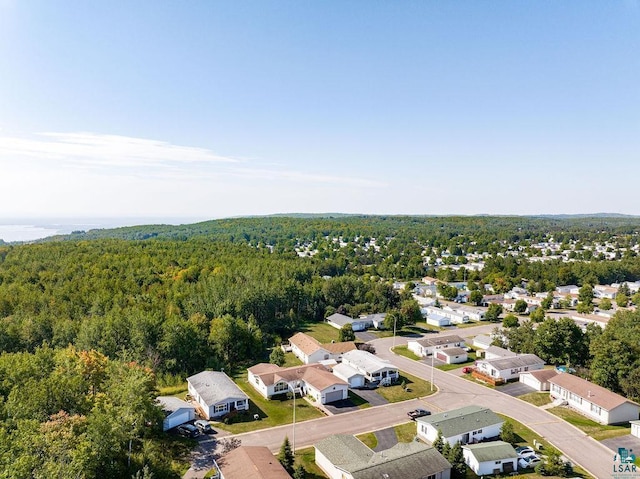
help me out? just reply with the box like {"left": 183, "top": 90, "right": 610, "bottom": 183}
{"left": 1, "top": 1, "right": 639, "bottom": 221}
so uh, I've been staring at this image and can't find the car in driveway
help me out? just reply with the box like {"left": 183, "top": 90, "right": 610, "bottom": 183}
{"left": 176, "top": 424, "right": 201, "bottom": 438}
{"left": 461, "top": 366, "right": 473, "bottom": 374}
{"left": 194, "top": 419, "right": 214, "bottom": 434}
{"left": 407, "top": 408, "right": 431, "bottom": 420}
{"left": 518, "top": 454, "right": 542, "bottom": 469}
{"left": 515, "top": 446, "right": 536, "bottom": 459}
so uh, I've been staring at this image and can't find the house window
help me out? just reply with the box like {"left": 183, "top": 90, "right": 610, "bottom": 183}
{"left": 473, "top": 429, "right": 483, "bottom": 435}
{"left": 274, "top": 382, "right": 289, "bottom": 393}
{"left": 495, "top": 460, "right": 502, "bottom": 464}
{"left": 422, "top": 475, "right": 436, "bottom": 479}
{"left": 590, "top": 403, "right": 602, "bottom": 415}
{"left": 254, "top": 376, "right": 259, "bottom": 385}
{"left": 214, "top": 404, "right": 227, "bottom": 413}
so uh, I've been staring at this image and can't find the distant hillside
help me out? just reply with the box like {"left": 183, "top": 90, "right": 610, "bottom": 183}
{"left": 41, "top": 214, "right": 640, "bottom": 245}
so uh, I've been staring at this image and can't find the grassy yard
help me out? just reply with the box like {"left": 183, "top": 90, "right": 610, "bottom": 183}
{"left": 548, "top": 406, "right": 631, "bottom": 441}
{"left": 374, "top": 372, "right": 435, "bottom": 402}
{"left": 348, "top": 390, "right": 371, "bottom": 409}
{"left": 394, "top": 421, "right": 418, "bottom": 443}
{"left": 356, "top": 432, "right": 378, "bottom": 449}
{"left": 300, "top": 321, "right": 340, "bottom": 343}
{"left": 392, "top": 345, "right": 421, "bottom": 361}
{"left": 519, "top": 392, "right": 552, "bottom": 407}
{"left": 158, "top": 383, "right": 188, "bottom": 398}
{"left": 281, "top": 351, "right": 303, "bottom": 368}
{"left": 209, "top": 372, "right": 326, "bottom": 434}
{"left": 296, "top": 447, "right": 328, "bottom": 479}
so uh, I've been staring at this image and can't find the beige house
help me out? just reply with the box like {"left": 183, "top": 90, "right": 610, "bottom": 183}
{"left": 217, "top": 446, "right": 291, "bottom": 479}
{"left": 288, "top": 332, "right": 356, "bottom": 364}
{"left": 549, "top": 373, "right": 640, "bottom": 425}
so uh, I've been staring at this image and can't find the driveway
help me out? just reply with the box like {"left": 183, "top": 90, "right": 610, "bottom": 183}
{"left": 372, "top": 427, "right": 398, "bottom": 452}
{"left": 323, "top": 398, "right": 360, "bottom": 415}
{"left": 351, "top": 387, "right": 389, "bottom": 407}
{"left": 355, "top": 331, "right": 378, "bottom": 342}
{"left": 601, "top": 434, "right": 640, "bottom": 454}
{"left": 496, "top": 381, "right": 535, "bottom": 397}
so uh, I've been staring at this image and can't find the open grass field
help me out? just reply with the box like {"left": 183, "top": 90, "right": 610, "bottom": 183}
{"left": 299, "top": 321, "right": 340, "bottom": 343}
{"left": 548, "top": 407, "right": 631, "bottom": 441}
{"left": 392, "top": 345, "right": 421, "bottom": 361}
{"left": 295, "top": 447, "right": 328, "bottom": 479}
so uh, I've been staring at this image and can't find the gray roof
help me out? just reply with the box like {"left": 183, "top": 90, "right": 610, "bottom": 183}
{"left": 417, "top": 405, "right": 503, "bottom": 438}
{"left": 473, "top": 334, "right": 492, "bottom": 347}
{"left": 414, "top": 334, "right": 464, "bottom": 347}
{"left": 485, "top": 345, "right": 516, "bottom": 357}
{"left": 332, "top": 362, "right": 363, "bottom": 379}
{"left": 187, "top": 371, "right": 248, "bottom": 407}
{"left": 438, "top": 347, "right": 467, "bottom": 356}
{"left": 463, "top": 441, "right": 517, "bottom": 462}
{"left": 315, "top": 435, "right": 451, "bottom": 479}
{"left": 326, "top": 313, "right": 356, "bottom": 327}
{"left": 156, "top": 396, "right": 194, "bottom": 413}
{"left": 480, "top": 353, "right": 544, "bottom": 371}
{"left": 360, "top": 313, "right": 386, "bottom": 322}
{"left": 342, "top": 350, "right": 397, "bottom": 374}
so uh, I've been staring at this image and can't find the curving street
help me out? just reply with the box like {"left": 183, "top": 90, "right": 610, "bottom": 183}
{"left": 185, "top": 324, "right": 614, "bottom": 479}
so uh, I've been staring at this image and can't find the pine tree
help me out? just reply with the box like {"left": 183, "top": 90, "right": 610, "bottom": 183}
{"left": 432, "top": 430, "right": 445, "bottom": 453}
{"left": 278, "top": 436, "right": 295, "bottom": 474}
{"left": 442, "top": 441, "right": 451, "bottom": 460}
{"left": 500, "top": 420, "right": 517, "bottom": 444}
{"left": 448, "top": 441, "right": 466, "bottom": 479}
{"left": 292, "top": 464, "right": 306, "bottom": 479}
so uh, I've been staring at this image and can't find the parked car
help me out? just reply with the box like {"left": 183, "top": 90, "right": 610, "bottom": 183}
{"left": 515, "top": 446, "right": 536, "bottom": 458}
{"left": 194, "top": 419, "right": 214, "bottom": 434}
{"left": 518, "top": 455, "right": 542, "bottom": 469}
{"left": 461, "top": 366, "right": 473, "bottom": 374}
{"left": 407, "top": 408, "right": 431, "bottom": 420}
{"left": 176, "top": 424, "right": 201, "bottom": 438}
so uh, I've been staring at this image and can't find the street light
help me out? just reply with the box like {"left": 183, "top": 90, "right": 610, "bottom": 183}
{"left": 431, "top": 351, "right": 435, "bottom": 392}
{"left": 288, "top": 380, "right": 298, "bottom": 452}
{"left": 392, "top": 315, "right": 397, "bottom": 351}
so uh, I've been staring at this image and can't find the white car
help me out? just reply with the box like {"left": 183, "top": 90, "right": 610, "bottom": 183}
{"left": 518, "top": 455, "right": 542, "bottom": 469}
{"left": 515, "top": 446, "right": 536, "bottom": 458}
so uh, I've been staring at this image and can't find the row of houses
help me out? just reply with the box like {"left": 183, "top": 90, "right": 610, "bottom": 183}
{"left": 325, "top": 312, "right": 386, "bottom": 331}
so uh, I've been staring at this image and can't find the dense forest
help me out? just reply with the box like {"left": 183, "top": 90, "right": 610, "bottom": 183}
{"left": 1, "top": 215, "right": 640, "bottom": 477}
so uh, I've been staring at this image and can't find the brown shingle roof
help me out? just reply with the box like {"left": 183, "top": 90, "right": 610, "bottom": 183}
{"left": 323, "top": 341, "right": 357, "bottom": 354}
{"left": 252, "top": 363, "right": 346, "bottom": 391}
{"left": 289, "top": 332, "right": 322, "bottom": 355}
{"left": 248, "top": 363, "right": 281, "bottom": 376}
{"left": 218, "top": 446, "right": 291, "bottom": 479}
{"left": 526, "top": 369, "right": 559, "bottom": 382}
{"left": 550, "top": 373, "right": 638, "bottom": 411}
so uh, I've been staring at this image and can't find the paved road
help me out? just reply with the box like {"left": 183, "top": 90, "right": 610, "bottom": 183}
{"left": 184, "top": 323, "right": 612, "bottom": 479}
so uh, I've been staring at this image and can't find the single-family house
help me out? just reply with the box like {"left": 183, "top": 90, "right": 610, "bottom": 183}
{"left": 359, "top": 313, "right": 386, "bottom": 329}
{"left": 340, "top": 350, "right": 399, "bottom": 386}
{"left": 519, "top": 369, "right": 559, "bottom": 391}
{"left": 424, "top": 306, "right": 469, "bottom": 324}
{"left": 556, "top": 285, "right": 580, "bottom": 295}
{"left": 416, "top": 405, "right": 504, "bottom": 446}
{"left": 217, "top": 446, "right": 292, "bottom": 479}
{"left": 462, "top": 441, "right": 518, "bottom": 476}
{"left": 472, "top": 334, "right": 492, "bottom": 350}
{"left": 288, "top": 332, "right": 356, "bottom": 364}
{"left": 326, "top": 313, "right": 369, "bottom": 332}
{"left": 549, "top": 373, "right": 640, "bottom": 425}
{"left": 157, "top": 396, "right": 195, "bottom": 431}
{"left": 475, "top": 354, "right": 545, "bottom": 382}
{"left": 455, "top": 306, "right": 485, "bottom": 321}
{"left": 435, "top": 347, "right": 468, "bottom": 364}
{"left": 426, "top": 313, "right": 451, "bottom": 327}
{"left": 248, "top": 363, "right": 348, "bottom": 404}
{"left": 187, "top": 371, "right": 249, "bottom": 420}
{"left": 315, "top": 434, "right": 451, "bottom": 479}
{"left": 631, "top": 420, "right": 640, "bottom": 439}
{"left": 594, "top": 285, "right": 618, "bottom": 299}
{"left": 407, "top": 335, "right": 466, "bottom": 358}
{"left": 332, "top": 362, "right": 365, "bottom": 388}
{"left": 483, "top": 345, "right": 516, "bottom": 360}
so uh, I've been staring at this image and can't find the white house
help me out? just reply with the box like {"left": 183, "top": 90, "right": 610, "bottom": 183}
{"left": 326, "top": 313, "right": 369, "bottom": 332}
{"left": 549, "top": 373, "right": 640, "bottom": 425}
{"left": 340, "top": 350, "right": 399, "bottom": 386}
{"left": 315, "top": 434, "right": 451, "bottom": 479}
{"left": 332, "top": 362, "right": 365, "bottom": 388}
{"left": 288, "top": 332, "right": 356, "bottom": 364}
{"left": 426, "top": 313, "right": 451, "bottom": 327}
{"left": 631, "top": 420, "right": 640, "bottom": 439}
{"left": 247, "top": 363, "right": 348, "bottom": 404}
{"left": 187, "top": 371, "right": 249, "bottom": 420}
{"left": 424, "top": 306, "right": 469, "bottom": 324}
{"left": 455, "top": 305, "right": 486, "bottom": 321}
{"left": 359, "top": 313, "right": 386, "bottom": 329}
{"left": 594, "top": 284, "right": 618, "bottom": 299}
{"left": 157, "top": 396, "right": 195, "bottom": 431}
{"left": 519, "top": 369, "right": 559, "bottom": 392}
{"left": 472, "top": 334, "right": 492, "bottom": 350}
{"left": 416, "top": 405, "right": 504, "bottom": 446}
{"left": 475, "top": 354, "right": 545, "bottom": 382}
{"left": 407, "top": 334, "right": 466, "bottom": 358}
{"left": 435, "top": 347, "right": 468, "bottom": 364}
{"left": 462, "top": 441, "right": 518, "bottom": 476}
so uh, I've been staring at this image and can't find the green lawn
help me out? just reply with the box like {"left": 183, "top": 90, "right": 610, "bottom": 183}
{"left": 296, "top": 447, "right": 328, "bottom": 479}
{"left": 374, "top": 372, "right": 435, "bottom": 402}
{"left": 300, "top": 321, "right": 340, "bottom": 343}
{"left": 518, "top": 392, "right": 552, "bottom": 407}
{"left": 158, "top": 383, "right": 188, "bottom": 399}
{"left": 392, "top": 345, "right": 421, "bottom": 361}
{"left": 394, "top": 421, "right": 418, "bottom": 443}
{"left": 209, "top": 372, "right": 325, "bottom": 434}
{"left": 356, "top": 432, "right": 378, "bottom": 449}
{"left": 281, "top": 351, "right": 304, "bottom": 368}
{"left": 548, "top": 407, "right": 631, "bottom": 441}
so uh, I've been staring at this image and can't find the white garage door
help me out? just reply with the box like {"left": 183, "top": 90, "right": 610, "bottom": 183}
{"left": 325, "top": 390, "right": 344, "bottom": 404}
{"left": 164, "top": 410, "right": 193, "bottom": 431}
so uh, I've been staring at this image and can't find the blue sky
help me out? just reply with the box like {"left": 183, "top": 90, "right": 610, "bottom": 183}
{"left": 1, "top": 1, "right": 639, "bottom": 219}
